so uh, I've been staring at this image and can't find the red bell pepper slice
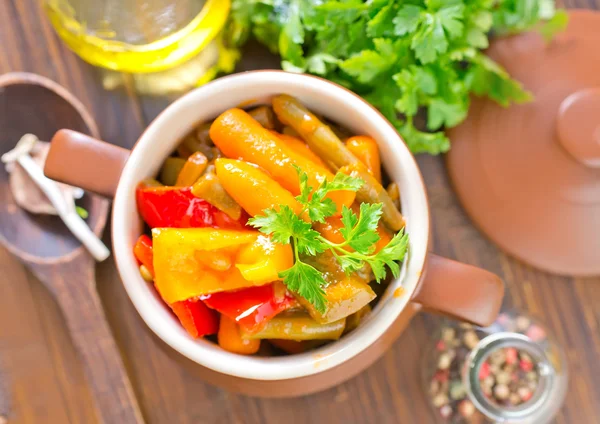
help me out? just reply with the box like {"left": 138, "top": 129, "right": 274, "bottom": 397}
{"left": 214, "top": 209, "right": 249, "bottom": 230}
{"left": 136, "top": 184, "right": 248, "bottom": 229}
{"left": 136, "top": 185, "right": 215, "bottom": 228}
{"left": 133, "top": 234, "right": 154, "bottom": 276}
{"left": 202, "top": 284, "right": 295, "bottom": 333}
{"left": 170, "top": 299, "right": 219, "bottom": 338}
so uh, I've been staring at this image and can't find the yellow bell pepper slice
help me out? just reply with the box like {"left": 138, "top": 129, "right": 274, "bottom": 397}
{"left": 235, "top": 235, "right": 293, "bottom": 284}
{"left": 152, "top": 228, "right": 292, "bottom": 303}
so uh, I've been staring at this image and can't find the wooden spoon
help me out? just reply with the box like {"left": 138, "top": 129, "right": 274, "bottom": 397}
{"left": 0, "top": 72, "right": 144, "bottom": 423}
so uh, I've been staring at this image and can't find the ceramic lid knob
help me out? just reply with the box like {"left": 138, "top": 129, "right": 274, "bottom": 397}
{"left": 557, "top": 88, "right": 600, "bottom": 168}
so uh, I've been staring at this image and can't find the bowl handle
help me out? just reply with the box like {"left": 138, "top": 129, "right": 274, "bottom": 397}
{"left": 45, "top": 129, "right": 130, "bottom": 198}
{"left": 412, "top": 254, "right": 504, "bottom": 327}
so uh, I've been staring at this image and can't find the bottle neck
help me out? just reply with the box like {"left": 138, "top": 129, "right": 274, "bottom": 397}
{"left": 463, "top": 333, "right": 555, "bottom": 423}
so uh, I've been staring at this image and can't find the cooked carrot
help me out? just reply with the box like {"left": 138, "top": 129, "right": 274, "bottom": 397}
{"left": 271, "top": 131, "right": 327, "bottom": 167}
{"left": 210, "top": 108, "right": 354, "bottom": 212}
{"left": 160, "top": 157, "right": 186, "bottom": 185}
{"left": 215, "top": 158, "right": 303, "bottom": 217}
{"left": 218, "top": 315, "right": 261, "bottom": 355}
{"left": 175, "top": 151, "right": 208, "bottom": 186}
{"left": 346, "top": 136, "right": 381, "bottom": 182}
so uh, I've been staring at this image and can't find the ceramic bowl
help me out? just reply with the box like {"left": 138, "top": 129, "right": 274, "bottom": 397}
{"left": 45, "top": 71, "right": 504, "bottom": 396}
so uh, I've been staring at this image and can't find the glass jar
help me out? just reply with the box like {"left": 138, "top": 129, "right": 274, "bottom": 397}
{"left": 44, "top": 0, "right": 230, "bottom": 73}
{"left": 423, "top": 311, "right": 568, "bottom": 423}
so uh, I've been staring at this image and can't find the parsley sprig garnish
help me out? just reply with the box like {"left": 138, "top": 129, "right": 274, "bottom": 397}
{"left": 248, "top": 168, "right": 409, "bottom": 313}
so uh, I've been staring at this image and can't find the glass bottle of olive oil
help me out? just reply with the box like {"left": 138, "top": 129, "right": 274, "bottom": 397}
{"left": 44, "top": 0, "right": 230, "bottom": 74}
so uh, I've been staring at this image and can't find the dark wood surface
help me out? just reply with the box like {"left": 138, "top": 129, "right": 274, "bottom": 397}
{"left": 1, "top": 1, "right": 599, "bottom": 423}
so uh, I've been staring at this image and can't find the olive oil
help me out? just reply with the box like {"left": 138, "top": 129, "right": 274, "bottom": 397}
{"left": 44, "top": 0, "right": 230, "bottom": 73}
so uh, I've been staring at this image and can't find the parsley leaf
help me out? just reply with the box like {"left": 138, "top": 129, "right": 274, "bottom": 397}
{"left": 539, "top": 9, "right": 568, "bottom": 42}
{"left": 373, "top": 229, "right": 409, "bottom": 280}
{"left": 438, "top": 4, "right": 465, "bottom": 39}
{"left": 427, "top": 97, "right": 468, "bottom": 130}
{"left": 339, "top": 204, "right": 382, "bottom": 254}
{"left": 367, "top": 3, "right": 396, "bottom": 38}
{"left": 323, "top": 172, "right": 364, "bottom": 193}
{"left": 411, "top": 15, "right": 448, "bottom": 64}
{"left": 297, "top": 169, "right": 363, "bottom": 223}
{"left": 394, "top": 5, "right": 422, "bottom": 36}
{"left": 465, "top": 53, "right": 533, "bottom": 107}
{"left": 248, "top": 206, "right": 299, "bottom": 245}
{"left": 279, "top": 261, "right": 328, "bottom": 313}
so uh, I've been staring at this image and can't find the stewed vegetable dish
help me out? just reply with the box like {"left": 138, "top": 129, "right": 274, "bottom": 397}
{"left": 134, "top": 95, "right": 409, "bottom": 355}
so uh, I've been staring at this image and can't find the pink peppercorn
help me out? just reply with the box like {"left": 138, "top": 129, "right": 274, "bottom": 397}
{"left": 505, "top": 347, "right": 518, "bottom": 364}
{"left": 520, "top": 359, "right": 534, "bottom": 372}
{"left": 434, "top": 370, "right": 449, "bottom": 383}
{"left": 479, "top": 362, "right": 490, "bottom": 380}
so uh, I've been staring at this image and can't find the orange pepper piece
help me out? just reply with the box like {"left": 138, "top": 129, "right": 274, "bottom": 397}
{"left": 218, "top": 315, "right": 261, "bottom": 355}
{"left": 210, "top": 108, "right": 354, "bottom": 213}
{"left": 215, "top": 158, "right": 303, "bottom": 217}
{"left": 271, "top": 131, "right": 326, "bottom": 167}
{"left": 175, "top": 151, "right": 208, "bottom": 186}
{"left": 345, "top": 136, "right": 381, "bottom": 183}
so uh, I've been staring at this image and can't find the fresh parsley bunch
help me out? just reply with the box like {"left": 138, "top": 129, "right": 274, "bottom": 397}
{"left": 225, "top": 0, "right": 567, "bottom": 154}
{"left": 248, "top": 168, "right": 409, "bottom": 312}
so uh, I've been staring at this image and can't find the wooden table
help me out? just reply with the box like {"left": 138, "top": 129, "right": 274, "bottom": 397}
{"left": 1, "top": 1, "right": 599, "bottom": 423}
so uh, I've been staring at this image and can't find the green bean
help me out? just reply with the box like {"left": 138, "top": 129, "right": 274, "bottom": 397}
{"left": 241, "top": 312, "right": 346, "bottom": 340}
{"left": 180, "top": 134, "right": 216, "bottom": 160}
{"left": 344, "top": 304, "right": 371, "bottom": 334}
{"left": 191, "top": 169, "right": 242, "bottom": 220}
{"left": 194, "top": 123, "right": 213, "bottom": 146}
{"left": 160, "top": 157, "right": 186, "bottom": 186}
{"left": 387, "top": 182, "right": 401, "bottom": 211}
{"left": 282, "top": 125, "right": 300, "bottom": 138}
{"left": 138, "top": 178, "right": 163, "bottom": 188}
{"left": 272, "top": 94, "right": 360, "bottom": 169}
{"left": 296, "top": 273, "right": 376, "bottom": 324}
{"left": 248, "top": 105, "right": 278, "bottom": 130}
{"left": 340, "top": 163, "right": 405, "bottom": 231}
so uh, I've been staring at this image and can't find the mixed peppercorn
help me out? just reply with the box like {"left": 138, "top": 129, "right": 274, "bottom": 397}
{"left": 427, "top": 313, "right": 548, "bottom": 423}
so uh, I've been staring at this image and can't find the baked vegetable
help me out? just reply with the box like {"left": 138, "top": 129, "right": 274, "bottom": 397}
{"left": 134, "top": 95, "right": 411, "bottom": 355}
{"left": 209, "top": 108, "right": 355, "bottom": 212}
{"left": 152, "top": 228, "right": 293, "bottom": 303}
{"left": 214, "top": 158, "right": 303, "bottom": 217}
{"left": 241, "top": 311, "right": 346, "bottom": 341}
{"left": 346, "top": 136, "right": 381, "bottom": 182}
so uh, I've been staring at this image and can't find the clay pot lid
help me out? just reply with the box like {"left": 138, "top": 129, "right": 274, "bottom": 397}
{"left": 447, "top": 10, "right": 600, "bottom": 277}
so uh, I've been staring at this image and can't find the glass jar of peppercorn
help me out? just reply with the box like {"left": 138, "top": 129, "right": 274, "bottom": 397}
{"left": 422, "top": 311, "right": 568, "bottom": 423}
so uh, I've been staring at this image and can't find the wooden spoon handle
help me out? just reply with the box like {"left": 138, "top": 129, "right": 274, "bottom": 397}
{"left": 33, "top": 256, "right": 144, "bottom": 424}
